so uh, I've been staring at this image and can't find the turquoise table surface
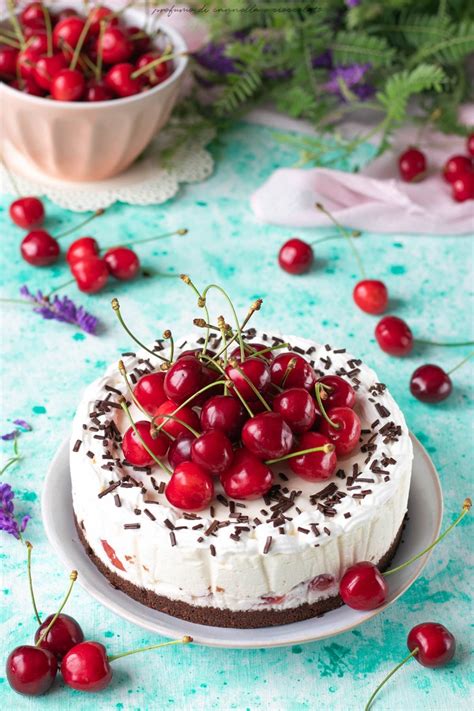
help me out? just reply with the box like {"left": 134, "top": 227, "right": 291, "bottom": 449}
{"left": 1, "top": 122, "right": 473, "bottom": 711}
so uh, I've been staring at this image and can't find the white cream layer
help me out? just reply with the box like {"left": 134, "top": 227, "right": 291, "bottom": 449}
{"left": 70, "top": 333, "right": 413, "bottom": 612}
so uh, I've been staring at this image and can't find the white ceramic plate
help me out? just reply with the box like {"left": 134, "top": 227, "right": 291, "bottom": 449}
{"left": 42, "top": 434, "right": 442, "bottom": 649}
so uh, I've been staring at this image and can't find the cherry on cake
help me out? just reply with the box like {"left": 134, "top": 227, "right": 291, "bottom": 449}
{"left": 70, "top": 286, "right": 413, "bottom": 628}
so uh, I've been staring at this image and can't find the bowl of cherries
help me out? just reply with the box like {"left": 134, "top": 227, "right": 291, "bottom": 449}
{"left": 0, "top": 1, "right": 188, "bottom": 181}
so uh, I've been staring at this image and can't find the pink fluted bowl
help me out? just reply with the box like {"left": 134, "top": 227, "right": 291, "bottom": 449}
{"left": 0, "top": 7, "right": 188, "bottom": 182}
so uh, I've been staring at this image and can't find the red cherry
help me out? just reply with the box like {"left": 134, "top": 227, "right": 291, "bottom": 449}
{"left": 26, "top": 32, "right": 48, "bottom": 56}
{"left": 270, "top": 352, "right": 316, "bottom": 391}
{"left": 220, "top": 447, "right": 274, "bottom": 500}
{"left": 127, "top": 26, "right": 151, "bottom": 54}
{"left": 66, "top": 236, "right": 100, "bottom": 264}
{"left": 10, "top": 77, "right": 45, "bottom": 96}
{"left": 86, "top": 79, "right": 114, "bottom": 101}
{"left": 317, "top": 375, "right": 356, "bottom": 409}
{"left": 467, "top": 133, "right": 474, "bottom": 157}
{"left": 452, "top": 171, "right": 474, "bottom": 202}
{"left": 21, "top": 230, "right": 60, "bottom": 266}
{"left": 273, "top": 387, "right": 317, "bottom": 434}
{"left": 200, "top": 394, "right": 246, "bottom": 440}
{"left": 57, "top": 8, "right": 78, "bottom": 22}
{"left": 9, "top": 197, "right": 45, "bottom": 230}
{"left": 103, "top": 246, "right": 140, "bottom": 280}
{"left": 398, "top": 147, "right": 427, "bottom": 182}
{"left": 242, "top": 411, "right": 293, "bottom": 459}
{"left": 165, "top": 461, "right": 214, "bottom": 511}
{"left": 20, "top": 3, "right": 47, "bottom": 29}
{"left": 191, "top": 429, "right": 234, "bottom": 475}
{"left": 34, "top": 614, "right": 84, "bottom": 659}
{"left": 168, "top": 431, "right": 195, "bottom": 469}
{"left": 443, "top": 154, "right": 472, "bottom": 184}
{"left": 289, "top": 431, "right": 336, "bottom": 481}
{"left": 61, "top": 641, "right": 112, "bottom": 692}
{"left": 278, "top": 238, "right": 314, "bottom": 275}
{"left": 339, "top": 561, "right": 388, "bottom": 610}
{"left": 122, "top": 420, "right": 169, "bottom": 466}
{"left": 34, "top": 53, "right": 67, "bottom": 91}
{"left": 0, "top": 46, "right": 19, "bottom": 79}
{"left": 225, "top": 357, "right": 271, "bottom": 401}
{"left": 51, "top": 68, "right": 85, "bottom": 101}
{"left": 135, "top": 51, "right": 170, "bottom": 85}
{"left": 133, "top": 372, "right": 166, "bottom": 416}
{"left": 230, "top": 342, "right": 274, "bottom": 362}
{"left": 410, "top": 364, "right": 452, "bottom": 403}
{"left": 319, "top": 406, "right": 361, "bottom": 456}
{"left": 164, "top": 356, "right": 204, "bottom": 405}
{"left": 375, "top": 315, "right": 414, "bottom": 356}
{"left": 353, "top": 279, "right": 388, "bottom": 315}
{"left": 71, "top": 257, "right": 109, "bottom": 293}
{"left": 105, "top": 62, "right": 142, "bottom": 97}
{"left": 6, "top": 645, "right": 57, "bottom": 696}
{"left": 98, "top": 27, "right": 133, "bottom": 64}
{"left": 17, "top": 47, "right": 40, "bottom": 80}
{"left": 88, "top": 6, "right": 118, "bottom": 36}
{"left": 154, "top": 400, "right": 200, "bottom": 438}
{"left": 53, "top": 16, "right": 87, "bottom": 51}
{"left": 407, "top": 623, "right": 456, "bottom": 667}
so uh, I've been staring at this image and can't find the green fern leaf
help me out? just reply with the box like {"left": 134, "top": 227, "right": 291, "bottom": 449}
{"left": 215, "top": 69, "right": 262, "bottom": 116}
{"left": 332, "top": 32, "right": 396, "bottom": 67}
{"left": 411, "top": 20, "right": 474, "bottom": 64}
{"left": 377, "top": 64, "right": 446, "bottom": 123}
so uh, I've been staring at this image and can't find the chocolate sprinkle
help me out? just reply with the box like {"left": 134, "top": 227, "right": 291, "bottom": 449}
{"left": 170, "top": 532, "right": 177, "bottom": 547}
{"left": 263, "top": 536, "right": 272, "bottom": 554}
{"left": 124, "top": 523, "right": 140, "bottom": 529}
{"left": 210, "top": 544, "right": 216, "bottom": 557}
{"left": 73, "top": 439, "right": 82, "bottom": 452}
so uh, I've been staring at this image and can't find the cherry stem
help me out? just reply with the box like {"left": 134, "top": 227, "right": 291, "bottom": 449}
{"left": 229, "top": 359, "right": 271, "bottom": 412}
{"left": 202, "top": 284, "right": 246, "bottom": 361}
{"left": 414, "top": 339, "right": 474, "bottom": 348}
{"left": 0, "top": 430, "right": 22, "bottom": 475}
{"left": 55, "top": 208, "right": 105, "bottom": 240}
{"left": 384, "top": 497, "right": 471, "bottom": 577}
{"left": 96, "top": 20, "right": 105, "bottom": 81}
{"left": 281, "top": 357, "right": 297, "bottom": 388}
{"left": 36, "top": 571, "right": 78, "bottom": 647}
{"left": 7, "top": 0, "right": 25, "bottom": 47}
{"left": 0, "top": 33, "right": 21, "bottom": 48}
{"left": 152, "top": 379, "right": 227, "bottom": 435}
{"left": 180, "top": 275, "right": 211, "bottom": 355}
{"left": 130, "top": 51, "right": 180, "bottom": 80}
{"left": 111, "top": 299, "right": 168, "bottom": 364}
{"left": 120, "top": 398, "right": 172, "bottom": 475}
{"left": 210, "top": 299, "right": 263, "bottom": 362}
{"left": 25, "top": 542, "right": 41, "bottom": 625}
{"left": 162, "top": 330, "right": 174, "bottom": 362}
{"left": 310, "top": 233, "right": 361, "bottom": 247}
{"left": 71, "top": 15, "right": 94, "bottom": 71}
{"left": 108, "top": 635, "right": 192, "bottom": 663}
{"left": 447, "top": 349, "right": 474, "bottom": 375}
{"left": 244, "top": 342, "right": 290, "bottom": 360}
{"left": 218, "top": 316, "right": 229, "bottom": 395}
{"left": 41, "top": 3, "right": 53, "bottom": 57}
{"left": 314, "top": 382, "right": 340, "bottom": 429}
{"left": 151, "top": 413, "right": 199, "bottom": 439}
{"left": 121, "top": 228, "right": 188, "bottom": 249}
{"left": 199, "top": 353, "right": 255, "bottom": 417}
{"left": 315, "top": 202, "right": 366, "bottom": 279}
{"left": 365, "top": 648, "right": 418, "bottom": 711}
{"left": 266, "top": 443, "right": 334, "bottom": 465}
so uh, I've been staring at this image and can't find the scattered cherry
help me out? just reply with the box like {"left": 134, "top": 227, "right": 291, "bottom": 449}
{"left": 6, "top": 645, "right": 57, "bottom": 696}
{"left": 122, "top": 420, "right": 169, "bottom": 466}
{"left": 154, "top": 400, "right": 200, "bottom": 438}
{"left": 20, "top": 230, "right": 60, "bottom": 266}
{"left": 51, "top": 68, "right": 85, "bottom": 101}
{"left": 165, "top": 461, "right": 214, "bottom": 511}
{"left": 317, "top": 375, "right": 356, "bottom": 409}
{"left": 200, "top": 394, "right": 246, "bottom": 440}
{"left": 9, "top": 197, "right": 45, "bottom": 230}
{"left": 353, "top": 280, "right": 388, "bottom": 315}
{"left": 443, "top": 155, "right": 472, "bottom": 184}
{"left": 375, "top": 315, "right": 414, "bottom": 356}
{"left": 407, "top": 622, "right": 456, "bottom": 667}
{"left": 71, "top": 257, "right": 109, "bottom": 293}
{"left": 61, "top": 641, "right": 112, "bottom": 692}
{"left": 278, "top": 238, "right": 314, "bottom": 275}
{"left": 339, "top": 561, "right": 388, "bottom": 610}
{"left": 288, "top": 431, "right": 337, "bottom": 481}
{"left": 133, "top": 371, "right": 166, "bottom": 416}
{"left": 273, "top": 387, "right": 317, "bottom": 433}
{"left": 220, "top": 447, "right": 274, "bottom": 500}
{"left": 320, "top": 406, "right": 361, "bottom": 456}
{"left": 34, "top": 613, "right": 84, "bottom": 659}
{"left": 66, "top": 236, "right": 100, "bottom": 264}
{"left": 410, "top": 364, "right": 452, "bottom": 403}
{"left": 452, "top": 171, "right": 474, "bottom": 202}
{"left": 398, "top": 147, "right": 426, "bottom": 182}
{"left": 270, "top": 352, "right": 316, "bottom": 391}
{"left": 104, "top": 247, "right": 140, "bottom": 280}
{"left": 191, "top": 429, "right": 233, "bottom": 475}
{"left": 168, "top": 431, "right": 195, "bottom": 469}
{"left": 242, "top": 411, "right": 293, "bottom": 459}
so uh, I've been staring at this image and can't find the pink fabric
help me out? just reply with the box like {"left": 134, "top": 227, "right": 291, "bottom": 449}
{"left": 251, "top": 126, "right": 474, "bottom": 235}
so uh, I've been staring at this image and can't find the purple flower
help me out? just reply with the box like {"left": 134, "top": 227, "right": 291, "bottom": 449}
{"left": 312, "top": 50, "right": 333, "bottom": 69}
{"left": 324, "top": 63, "right": 372, "bottom": 100}
{"left": 20, "top": 286, "right": 98, "bottom": 335}
{"left": 14, "top": 419, "right": 32, "bottom": 432}
{"left": 1, "top": 431, "right": 18, "bottom": 441}
{"left": 0, "top": 483, "right": 30, "bottom": 539}
{"left": 345, "top": 0, "right": 361, "bottom": 7}
{"left": 195, "top": 42, "right": 237, "bottom": 75}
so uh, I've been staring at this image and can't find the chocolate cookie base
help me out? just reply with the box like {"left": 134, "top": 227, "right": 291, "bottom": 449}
{"left": 76, "top": 517, "right": 403, "bottom": 629}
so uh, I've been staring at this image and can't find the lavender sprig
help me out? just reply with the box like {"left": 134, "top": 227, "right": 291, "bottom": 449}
{"left": 19, "top": 286, "right": 98, "bottom": 335}
{"left": 0, "top": 483, "right": 30, "bottom": 539}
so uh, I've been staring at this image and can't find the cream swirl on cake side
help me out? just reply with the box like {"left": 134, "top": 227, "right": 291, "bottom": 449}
{"left": 71, "top": 331, "right": 413, "bottom": 616}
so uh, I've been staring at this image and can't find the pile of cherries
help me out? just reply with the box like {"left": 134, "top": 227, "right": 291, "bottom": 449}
{"left": 121, "top": 331, "right": 362, "bottom": 511}
{"left": 398, "top": 133, "right": 474, "bottom": 201}
{"left": 0, "top": 2, "right": 174, "bottom": 101}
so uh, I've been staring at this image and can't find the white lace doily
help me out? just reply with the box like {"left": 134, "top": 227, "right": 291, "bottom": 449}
{"left": 1, "top": 119, "right": 215, "bottom": 212}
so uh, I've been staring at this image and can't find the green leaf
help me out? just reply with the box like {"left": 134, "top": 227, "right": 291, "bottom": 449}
{"left": 376, "top": 64, "right": 446, "bottom": 123}
{"left": 411, "top": 19, "right": 474, "bottom": 64}
{"left": 215, "top": 69, "right": 262, "bottom": 116}
{"left": 332, "top": 31, "right": 396, "bottom": 67}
